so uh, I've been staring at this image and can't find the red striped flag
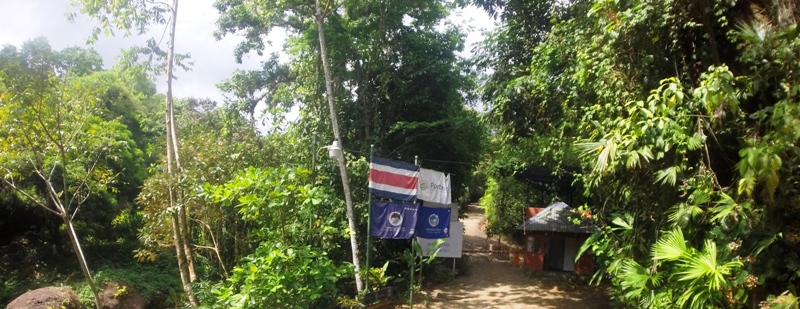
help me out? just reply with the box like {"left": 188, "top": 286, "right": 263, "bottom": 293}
{"left": 369, "top": 156, "right": 419, "bottom": 201}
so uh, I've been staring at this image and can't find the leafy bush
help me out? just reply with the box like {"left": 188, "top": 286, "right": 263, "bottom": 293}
{"left": 202, "top": 167, "right": 352, "bottom": 308}
{"left": 422, "top": 259, "right": 457, "bottom": 285}
{"left": 70, "top": 262, "right": 182, "bottom": 308}
{"left": 1, "top": 278, "right": 20, "bottom": 304}
{"left": 212, "top": 243, "right": 348, "bottom": 309}
{"left": 480, "top": 176, "right": 529, "bottom": 237}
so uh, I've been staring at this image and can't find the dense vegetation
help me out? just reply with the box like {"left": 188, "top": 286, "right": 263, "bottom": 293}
{"left": 476, "top": 0, "right": 800, "bottom": 307}
{"left": 3, "top": 0, "right": 800, "bottom": 308}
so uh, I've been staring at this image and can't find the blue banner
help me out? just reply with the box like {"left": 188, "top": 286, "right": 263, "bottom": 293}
{"left": 415, "top": 206, "right": 451, "bottom": 239}
{"left": 371, "top": 201, "right": 419, "bottom": 239}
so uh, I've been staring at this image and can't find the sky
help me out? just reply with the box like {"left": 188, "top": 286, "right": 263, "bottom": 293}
{"left": 0, "top": 0, "right": 495, "bottom": 107}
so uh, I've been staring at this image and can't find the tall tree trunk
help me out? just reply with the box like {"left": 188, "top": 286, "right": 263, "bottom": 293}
{"left": 52, "top": 147, "right": 102, "bottom": 308}
{"left": 314, "top": 0, "right": 363, "bottom": 293}
{"left": 164, "top": 0, "right": 198, "bottom": 305}
{"left": 166, "top": 123, "right": 192, "bottom": 302}
{"left": 62, "top": 213, "right": 101, "bottom": 309}
{"left": 179, "top": 199, "right": 197, "bottom": 282}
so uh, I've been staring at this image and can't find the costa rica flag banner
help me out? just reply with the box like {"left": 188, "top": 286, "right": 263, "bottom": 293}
{"left": 369, "top": 156, "right": 419, "bottom": 201}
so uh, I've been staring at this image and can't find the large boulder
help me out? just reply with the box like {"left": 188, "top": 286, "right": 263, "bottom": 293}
{"left": 98, "top": 282, "right": 145, "bottom": 309}
{"left": 5, "top": 286, "right": 84, "bottom": 309}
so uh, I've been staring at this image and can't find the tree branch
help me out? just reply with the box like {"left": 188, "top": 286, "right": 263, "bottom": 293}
{"left": 190, "top": 218, "right": 228, "bottom": 277}
{"left": 1, "top": 172, "right": 61, "bottom": 217}
{"left": 35, "top": 168, "right": 68, "bottom": 217}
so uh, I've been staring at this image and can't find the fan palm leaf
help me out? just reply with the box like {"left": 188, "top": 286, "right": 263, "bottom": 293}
{"left": 652, "top": 229, "right": 688, "bottom": 261}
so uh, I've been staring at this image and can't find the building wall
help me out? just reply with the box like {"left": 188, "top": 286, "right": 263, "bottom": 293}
{"left": 521, "top": 231, "right": 594, "bottom": 274}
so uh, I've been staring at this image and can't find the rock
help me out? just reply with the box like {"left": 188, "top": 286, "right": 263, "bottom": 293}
{"left": 98, "top": 282, "right": 145, "bottom": 309}
{"left": 5, "top": 286, "right": 84, "bottom": 309}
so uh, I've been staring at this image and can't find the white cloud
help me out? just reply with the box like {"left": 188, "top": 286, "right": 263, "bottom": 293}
{"left": 0, "top": 0, "right": 269, "bottom": 104}
{"left": 0, "top": 1, "right": 492, "bottom": 108}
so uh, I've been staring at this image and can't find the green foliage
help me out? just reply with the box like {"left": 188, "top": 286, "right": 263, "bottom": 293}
{"left": 202, "top": 167, "right": 350, "bottom": 307}
{"left": 0, "top": 278, "right": 19, "bottom": 304}
{"left": 212, "top": 243, "right": 348, "bottom": 309}
{"left": 477, "top": 0, "right": 800, "bottom": 306}
{"left": 764, "top": 291, "right": 800, "bottom": 309}
{"left": 70, "top": 0, "right": 168, "bottom": 38}
{"left": 214, "top": 0, "right": 486, "bottom": 204}
{"left": 365, "top": 261, "right": 393, "bottom": 291}
{"left": 136, "top": 99, "right": 269, "bottom": 274}
{"left": 71, "top": 263, "right": 183, "bottom": 307}
{"left": 480, "top": 175, "right": 530, "bottom": 237}
{"left": 421, "top": 258, "right": 458, "bottom": 285}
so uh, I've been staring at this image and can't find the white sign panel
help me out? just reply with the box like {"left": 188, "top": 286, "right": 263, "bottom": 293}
{"left": 417, "top": 221, "right": 463, "bottom": 258}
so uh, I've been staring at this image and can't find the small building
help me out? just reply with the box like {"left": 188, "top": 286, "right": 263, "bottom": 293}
{"left": 516, "top": 202, "right": 596, "bottom": 275}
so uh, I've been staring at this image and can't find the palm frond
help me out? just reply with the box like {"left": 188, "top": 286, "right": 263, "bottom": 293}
{"left": 667, "top": 203, "right": 704, "bottom": 227}
{"left": 677, "top": 240, "right": 742, "bottom": 291}
{"left": 620, "top": 259, "right": 650, "bottom": 300}
{"left": 655, "top": 166, "right": 681, "bottom": 186}
{"left": 652, "top": 229, "right": 688, "bottom": 261}
{"left": 710, "top": 192, "right": 740, "bottom": 223}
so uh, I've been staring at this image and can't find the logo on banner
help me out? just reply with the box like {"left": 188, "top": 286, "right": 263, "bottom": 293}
{"left": 389, "top": 212, "right": 402, "bottom": 226}
{"left": 419, "top": 179, "right": 428, "bottom": 190}
{"left": 428, "top": 214, "right": 440, "bottom": 227}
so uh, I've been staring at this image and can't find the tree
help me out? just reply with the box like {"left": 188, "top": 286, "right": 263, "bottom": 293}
{"left": 0, "top": 41, "right": 139, "bottom": 309}
{"left": 72, "top": 1, "right": 199, "bottom": 304}
{"left": 136, "top": 98, "right": 271, "bottom": 279}
{"left": 214, "top": 0, "right": 371, "bottom": 292}
{"left": 214, "top": 0, "right": 487, "bottom": 294}
{"left": 313, "top": 0, "right": 364, "bottom": 293}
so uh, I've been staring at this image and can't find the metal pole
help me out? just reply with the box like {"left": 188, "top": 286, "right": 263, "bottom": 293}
{"left": 410, "top": 239, "right": 415, "bottom": 308}
{"left": 366, "top": 145, "right": 374, "bottom": 293}
{"left": 409, "top": 155, "right": 419, "bottom": 308}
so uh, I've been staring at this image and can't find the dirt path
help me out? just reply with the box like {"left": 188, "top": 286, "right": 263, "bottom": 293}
{"left": 420, "top": 204, "right": 610, "bottom": 309}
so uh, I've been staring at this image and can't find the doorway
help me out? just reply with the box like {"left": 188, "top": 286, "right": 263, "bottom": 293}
{"left": 545, "top": 237, "right": 565, "bottom": 270}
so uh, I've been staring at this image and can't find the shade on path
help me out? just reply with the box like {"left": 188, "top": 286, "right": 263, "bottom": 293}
{"left": 417, "top": 204, "right": 611, "bottom": 309}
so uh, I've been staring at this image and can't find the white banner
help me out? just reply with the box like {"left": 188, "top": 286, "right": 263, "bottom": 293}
{"left": 418, "top": 222, "right": 463, "bottom": 258}
{"left": 417, "top": 168, "right": 451, "bottom": 204}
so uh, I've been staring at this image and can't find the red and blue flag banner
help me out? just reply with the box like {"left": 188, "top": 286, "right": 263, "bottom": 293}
{"left": 371, "top": 201, "right": 419, "bottom": 239}
{"left": 415, "top": 206, "right": 451, "bottom": 239}
{"left": 369, "top": 156, "right": 419, "bottom": 202}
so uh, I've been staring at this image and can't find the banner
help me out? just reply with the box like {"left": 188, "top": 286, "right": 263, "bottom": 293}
{"left": 418, "top": 222, "right": 463, "bottom": 258}
{"left": 415, "top": 206, "right": 451, "bottom": 238}
{"left": 417, "top": 168, "right": 451, "bottom": 204}
{"left": 371, "top": 201, "right": 419, "bottom": 239}
{"left": 369, "top": 156, "right": 419, "bottom": 202}
{"left": 424, "top": 202, "right": 459, "bottom": 222}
